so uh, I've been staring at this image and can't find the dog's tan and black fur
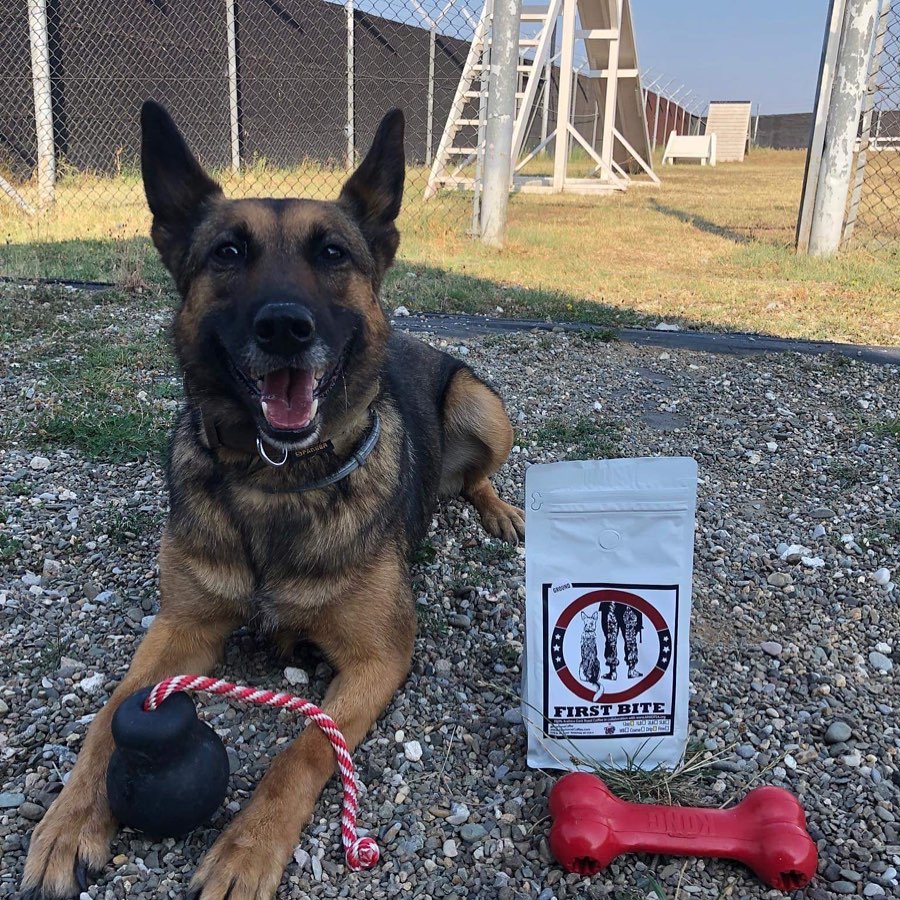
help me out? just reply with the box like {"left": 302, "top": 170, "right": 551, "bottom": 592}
{"left": 22, "top": 103, "right": 523, "bottom": 899}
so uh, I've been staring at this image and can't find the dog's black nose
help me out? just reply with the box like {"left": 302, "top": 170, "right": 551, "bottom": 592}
{"left": 253, "top": 303, "right": 315, "bottom": 356}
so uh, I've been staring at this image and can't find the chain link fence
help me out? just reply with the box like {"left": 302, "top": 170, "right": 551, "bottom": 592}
{"left": 0, "top": 0, "right": 481, "bottom": 282}
{"left": 844, "top": 0, "right": 900, "bottom": 251}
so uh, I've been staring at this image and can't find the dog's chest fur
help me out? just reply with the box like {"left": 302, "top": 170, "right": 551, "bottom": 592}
{"left": 164, "top": 334, "right": 464, "bottom": 631}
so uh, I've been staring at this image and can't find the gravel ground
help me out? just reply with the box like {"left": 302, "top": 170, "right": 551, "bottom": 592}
{"left": 1, "top": 289, "right": 898, "bottom": 899}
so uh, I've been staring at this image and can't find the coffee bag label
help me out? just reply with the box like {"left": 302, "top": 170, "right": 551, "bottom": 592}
{"left": 542, "top": 583, "right": 679, "bottom": 740}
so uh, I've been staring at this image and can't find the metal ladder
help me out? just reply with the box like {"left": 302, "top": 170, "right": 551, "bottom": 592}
{"left": 424, "top": 1, "right": 562, "bottom": 227}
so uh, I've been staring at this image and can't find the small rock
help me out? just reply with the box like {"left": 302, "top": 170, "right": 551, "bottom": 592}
{"left": 21, "top": 573, "right": 41, "bottom": 587}
{"left": 76, "top": 673, "right": 105, "bottom": 694}
{"left": 761, "top": 641, "right": 783, "bottom": 657}
{"left": 284, "top": 666, "right": 309, "bottom": 687}
{"left": 30, "top": 456, "right": 50, "bottom": 470}
{"left": 503, "top": 708, "right": 523, "bottom": 725}
{"left": 655, "top": 322, "right": 681, "bottom": 331}
{"left": 0, "top": 698, "right": 8, "bottom": 714}
{"left": 42, "top": 559, "right": 61, "bottom": 578}
{"left": 393, "top": 305, "right": 410, "bottom": 317}
{"left": 140, "top": 615, "right": 156, "bottom": 629}
{"left": 460, "top": 823, "right": 487, "bottom": 842}
{"left": 403, "top": 740, "right": 423, "bottom": 762}
{"left": 0, "top": 792, "right": 26, "bottom": 809}
{"left": 93, "top": 590, "right": 115, "bottom": 604}
{"left": 824, "top": 721, "right": 853, "bottom": 745}
{"left": 767, "top": 572, "right": 792, "bottom": 588}
{"left": 873, "top": 568, "right": 892, "bottom": 586}
{"left": 863, "top": 885, "right": 885, "bottom": 898}
{"left": 443, "top": 838, "right": 458, "bottom": 858}
{"left": 830, "top": 882, "right": 857, "bottom": 895}
{"left": 843, "top": 750, "right": 862, "bottom": 767}
{"left": 802, "top": 556, "right": 826, "bottom": 568}
{"left": 447, "top": 802, "right": 470, "bottom": 826}
{"left": 18, "top": 802, "right": 45, "bottom": 821}
{"left": 811, "top": 524, "right": 827, "bottom": 539}
{"left": 293, "top": 846, "right": 310, "bottom": 868}
{"left": 780, "top": 544, "right": 809, "bottom": 562}
{"left": 869, "top": 651, "right": 893, "bottom": 673}
{"left": 810, "top": 507, "right": 837, "bottom": 519}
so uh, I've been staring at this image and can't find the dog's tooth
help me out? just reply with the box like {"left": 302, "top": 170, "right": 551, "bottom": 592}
{"left": 309, "top": 398, "right": 319, "bottom": 420}
{"left": 261, "top": 400, "right": 270, "bottom": 419}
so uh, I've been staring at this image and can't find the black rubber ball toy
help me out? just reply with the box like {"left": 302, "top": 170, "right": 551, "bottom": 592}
{"left": 106, "top": 687, "right": 230, "bottom": 837}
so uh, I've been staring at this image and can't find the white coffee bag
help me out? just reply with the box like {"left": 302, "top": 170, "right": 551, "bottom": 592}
{"left": 523, "top": 457, "right": 697, "bottom": 770}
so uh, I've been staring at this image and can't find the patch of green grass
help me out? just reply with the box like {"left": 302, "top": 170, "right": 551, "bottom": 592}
{"left": 105, "top": 508, "right": 163, "bottom": 541}
{"left": 859, "top": 519, "right": 900, "bottom": 550}
{"left": 614, "top": 876, "right": 669, "bottom": 900}
{"left": 828, "top": 460, "right": 866, "bottom": 489}
{"left": 462, "top": 539, "right": 519, "bottom": 566}
{"left": 411, "top": 541, "right": 438, "bottom": 566}
{"left": 564, "top": 738, "right": 721, "bottom": 807}
{"left": 416, "top": 602, "right": 446, "bottom": 637}
{"left": 13, "top": 329, "right": 177, "bottom": 462}
{"left": 531, "top": 417, "right": 621, "bottom": 460}
{"left": 385, "top": 261, "right": 646, "bottom": 329}
{"left": 0, "top": 533, "right": 23, "bottom": 561}
{"left": 40, "top": 407, "right": 167, "bottom": 462}
{"left": 875, "top": 420, "right": 900, "bottom": 444}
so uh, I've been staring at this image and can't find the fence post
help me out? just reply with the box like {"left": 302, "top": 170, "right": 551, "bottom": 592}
{"left": 226, "top": 0, "right": 241, "bottom": 174}
{"left": 807, "top": 0, "right": 881, "bottom": 256}
{"left": 481, "top": 0, "right": 521, "bottom": 247}
{"left": 552, "top": 0, "right": 576, "bottom": 190}
{"left": 27, "top": 0, "right": 55, "bottom": 207}
{"left": 426, "top": 25, "right": 436, "bottom": 165}
{"left": 346, "top": 0, "right": 355, "bottom": 169}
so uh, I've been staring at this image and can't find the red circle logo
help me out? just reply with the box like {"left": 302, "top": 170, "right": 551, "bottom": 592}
{"left": 551, "top": 589, "right": 673, "bottom": 703}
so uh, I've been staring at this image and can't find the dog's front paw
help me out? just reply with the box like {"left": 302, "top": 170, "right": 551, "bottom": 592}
{"left": 21, "top": 783, "right": 115, "bottom": 899}
{"left": 187, "top": 813, "right": 294, "bottom": 900}
{"left": 480, "top": 499, "right": 525, "bottom": 544}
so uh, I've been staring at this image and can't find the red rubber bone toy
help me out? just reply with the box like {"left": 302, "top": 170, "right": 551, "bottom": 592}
{"left": 548, "top": 773, "right": 817, "bottom": 891}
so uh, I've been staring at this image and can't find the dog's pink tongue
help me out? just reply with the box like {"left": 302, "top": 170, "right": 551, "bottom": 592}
{"left": 261, "top": 368, "right": 315, "bottom": 430}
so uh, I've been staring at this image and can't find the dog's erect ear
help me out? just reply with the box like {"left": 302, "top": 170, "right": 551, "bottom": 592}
{"left": 141, "top": 100, "right": 222, "bottom": 277}
{"left": 339, "top": 109, "right": 405, "bottom": 275}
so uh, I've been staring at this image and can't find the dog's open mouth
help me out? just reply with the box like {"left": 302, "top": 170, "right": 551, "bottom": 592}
{"left": 255, "top": 364, "right": 341, "bottom": 431}
{"left": 227, "top": 356, "right": 343, "bottom": 434}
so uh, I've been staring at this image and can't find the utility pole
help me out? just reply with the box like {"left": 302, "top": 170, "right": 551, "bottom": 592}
{"left": 806, "top": 0, "right": 881, "bottom": 256}
{"left": 481, "top": 0, "right": 521, "bottom": 247}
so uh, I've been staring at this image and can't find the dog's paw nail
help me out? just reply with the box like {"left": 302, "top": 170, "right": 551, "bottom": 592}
{"left": 75, "top": 861, "right": 90, "bottom": 891}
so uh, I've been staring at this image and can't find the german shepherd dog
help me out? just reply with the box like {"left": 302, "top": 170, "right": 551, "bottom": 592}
{"left": 22, "top": 102, "right": 523, "bottom": 899}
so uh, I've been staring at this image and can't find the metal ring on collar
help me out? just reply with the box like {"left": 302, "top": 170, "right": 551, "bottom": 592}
{"left": 256, "top": 435, "right": 289, "bottom": 467}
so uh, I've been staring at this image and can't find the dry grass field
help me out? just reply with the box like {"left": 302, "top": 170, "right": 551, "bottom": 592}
{"left": 1, "top": 148, "right": 898, "bottom": 344}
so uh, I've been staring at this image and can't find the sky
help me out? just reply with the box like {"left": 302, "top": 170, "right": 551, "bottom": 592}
{"left": 631, "top": 0, "right": 831, "bottom": 114}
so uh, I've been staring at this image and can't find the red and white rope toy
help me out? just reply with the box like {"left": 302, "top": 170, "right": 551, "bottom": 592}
{"left": 144, "top": 674, "right": 380, "bottom": 871}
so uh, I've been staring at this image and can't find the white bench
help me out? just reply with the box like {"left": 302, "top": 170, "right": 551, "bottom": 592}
{"left": 662, "top": 132, "right": 717, "bottom": 166}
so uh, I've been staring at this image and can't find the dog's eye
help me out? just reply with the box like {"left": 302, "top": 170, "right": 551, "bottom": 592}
{"left": 213, "top": 241, "right": 245, "bottom": 263}
{"left": 320, "top": 244, "right": 345, "bottom": 264}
